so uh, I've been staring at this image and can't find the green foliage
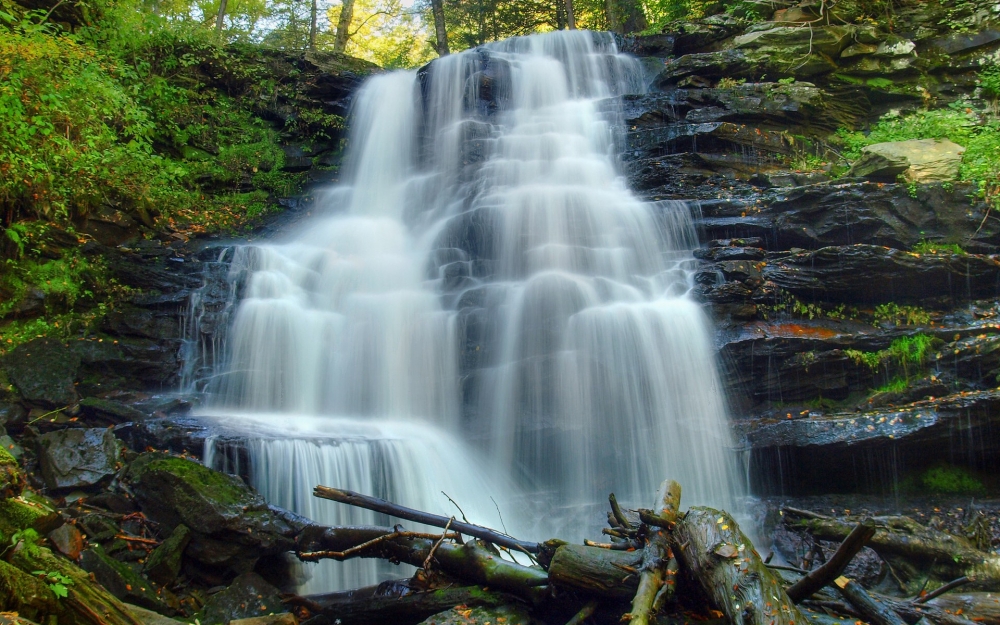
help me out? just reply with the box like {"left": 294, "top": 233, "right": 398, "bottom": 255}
{"left": 32, "top": 569, "right": 73, "bottom": 599}
{"left": 873, "top": 303, "right": 932, "bottom": 327}
{"left": 873, "top": 376, "right": 908, "bottom": 394}
{"left": 845, "top": 334, "right": 935, "bottom": 374}
{"left": 920, "top": 465, "right": 984, "bottom": 494}
{"left": 327, "top": 0, "right": 435, "bottom": 69}
{"left": 981, "top": 64, "right": 1000, "bottom": 100}
{"left": 837, "top": 105, "right": 1000, "bottom": 206}
{"left": 717, "top": 77, "right": 746, "bottom": 89}
{"left": 912, "top": 240, "right": 967, "bottom": 255}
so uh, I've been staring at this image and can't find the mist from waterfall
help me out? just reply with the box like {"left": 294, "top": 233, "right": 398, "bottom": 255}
{"left": 198, "top": 30, "right": 743, "bottom": 593}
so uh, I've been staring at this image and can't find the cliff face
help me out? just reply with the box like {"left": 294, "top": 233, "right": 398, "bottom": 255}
{"left": 618, "top": 0, "right": 1000, "bottom": 495}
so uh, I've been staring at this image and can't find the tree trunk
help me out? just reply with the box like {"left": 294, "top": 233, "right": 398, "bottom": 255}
{"left": 629, "top": 480, "right": 681, "bottom": 625}
{"left": 334, "top": 0, "right": 355, "bottom": 53}
{"left": 214, "top": 0, "right": 227, "bottom": 35}
{"left": 548, "top": 544, "right": 642, "bottom": 599}
{"left": 835, "top": 577, "right": 909, "bottom": 625}
{"left": 309, "top": 0, "right": 317, "bottom": 49}
{"left": 566, "top": 0, "right": 575, "bottom": 29}
{"left": 620, "top": 0, "right": 647, "bottom": 33}
{"left": 673, "top": 507, "right": 807, "bottom": 625}
{"left": 605, "top": 0, "right": 620, "bottom": 32}
{"left": 431, "top": 0, "right": 449, "bottom": 56}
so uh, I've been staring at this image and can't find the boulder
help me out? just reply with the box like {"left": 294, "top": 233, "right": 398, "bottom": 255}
{"left": 420, "top": 603, "right": 539, "bottom": 625}
{"left": 0, "top": 448, "right": 24, "bottom": 499}
{"left": 36, "top": 428, "right": 121, "bottom": 491}
{"left": 48, "top": 523, "right": 84, "bottom": 560}
{"left": 78, "top": 398, "right": 147, "bottom": 427}
{"left": 197, "top": 572, "right": 284, "bottom": 625}
{"left": 80, "top": 544, "right": 168, "bottom": 612}
{"left": 125, "top": 604, "right": 185, "bottom": 625}
{"left": 124, "top": 453, "right": 305, "bottom": 580}
{"left": 852, "top": 139, "right": 966, "bottom": 183}
{"left": 2, "top": 339, "right": 79, "bottom": 408}
{"left": 143, "top": 524, "right": 191, "bottom": 586}
{"left": 733, "top": 24, "right": 855, "bottom": 58}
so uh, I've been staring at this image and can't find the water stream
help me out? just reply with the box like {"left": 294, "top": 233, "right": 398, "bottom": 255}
{"left": 195, "top": 30, "right": 743, "bottom": 593}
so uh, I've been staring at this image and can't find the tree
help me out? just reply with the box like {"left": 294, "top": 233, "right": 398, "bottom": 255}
{"left": 310, "top": 0, "right": 318, "bottom": 47}
{"left": 334, "top": 0, "right": 355, "bottom": 51}
{"left": 431, "top": 0, "right": 448, "bottom": 55}
{"left": 324, "top": 0, "right": 435, "bottom": 68}
{"left": 566, "top": 0, "right": 575, "bottom": 29}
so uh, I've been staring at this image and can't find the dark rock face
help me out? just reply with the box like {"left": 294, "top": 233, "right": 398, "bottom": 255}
{"left": 763, "top": 245, "right": 1000, "bottom": 305}
{"left": 3, "top": 340, "right": 79, "bottom": 408}
{"left": 124, "top": 453, "right": 305, "bottom": 582}
{"left": 36, "top": 428, "right": 121, "bottom": 491}
{"left": 197, "top": 572, "right": 285, "bottom": 624}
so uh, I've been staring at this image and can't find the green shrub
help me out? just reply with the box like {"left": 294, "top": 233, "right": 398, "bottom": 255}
{"left": 920, "top": 465, "right": 984, "bottom": 494}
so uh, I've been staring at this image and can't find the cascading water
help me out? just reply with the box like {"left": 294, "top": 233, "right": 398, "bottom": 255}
{"left": 196, "top": 30, "right": 743, "bottom": 593}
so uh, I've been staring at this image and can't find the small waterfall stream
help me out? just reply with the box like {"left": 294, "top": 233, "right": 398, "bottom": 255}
{"left": 195, "top": 30, "right": 743, "bottom": 593}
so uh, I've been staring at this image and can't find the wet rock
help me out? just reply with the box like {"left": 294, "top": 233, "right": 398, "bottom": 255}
{"left": 124, "top": 453, "right": 304, "bottom": 580}
{"left": 197, "top": 572, "right": 284, "bottom": 625}
{"left": 80, "top": 544, "right": 168, "bottom": 612}
{"left": 420, "top": 603, "right": 539, "bottom": 625}
{"left": 101, "top": 307, "right": 183, "bottom": 341}
{"left": 2, "top": 339, "right": 79, "bottom": 408}
{"left": 230, "top": 615, "right": 297, "bottom": 625}
{"left": 36, "top": 428, "right": 121, "bottom": 491}
{"left": 693, "top": 246, "right": 767, "bottom": 262}
{"left": 733, "top": 24, "right": 855, "bottom": 58}
{"left": 0, "top": 402, "right": 27, "bottom": 430}
{"left": 48, "top": 523, "right": 84, "bottom": 560}
{"left": 79, "top": 397, "right": 147, "bottom": 426}
{"left": 0, "top": 448, "right": 25, "bottom": 499}
{"left": 3, "top": 288, "right": 46, "bottom": 319}
{"left": 762, "top": 245, "right": 1000, "bottom": 305}
{"left": 741, "top": 388, "right": 1000, "bottom": 494}
{"left": 73, "top": 337, "right": 182, "bottom": 394}
{"left": 143, "top": 524, "right": 191, "bottom": 586}
{"left": 0, "top": 494, "right": 61, "bottom": 540}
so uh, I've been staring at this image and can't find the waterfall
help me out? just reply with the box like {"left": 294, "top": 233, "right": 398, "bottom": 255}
{"left": 197, "top": 30, "right": 743, "bottom": 593}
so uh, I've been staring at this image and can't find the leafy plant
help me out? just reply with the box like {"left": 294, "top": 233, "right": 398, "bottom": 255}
{"left": 873, "top": 376, "right": 908, "bottom": 394}
{"left": 873, "top": 303, "right": 931, "bottom": 327}
{"left": 32, "top": 569, "right": 73, "bottom": 599}
{"left": 912, "top": 240, "right": 967, "bottom": 255}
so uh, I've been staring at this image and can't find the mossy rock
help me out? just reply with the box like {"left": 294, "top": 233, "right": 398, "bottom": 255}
{"left": 420, "top": 603, "right": 540, "bottom": 625}
{"left": 79, "top": 544, "right": 168, "bottom": 613}
{"left": 0, "top": 448, "right": 24, "bottom": 499}
{"left": 0, "top": 559, "right": 57, "bottom": 622}
{"left": 0, "top": 497, "right": 61, "bottom": 544}
{"left": 196, "top": 572, "right": 284, "bottom": 625}
{"left": 142, "top": 524, "right": 190, "bottom": 586}
{"left": 124, "top": 453, "right": 301, "bottom": 579}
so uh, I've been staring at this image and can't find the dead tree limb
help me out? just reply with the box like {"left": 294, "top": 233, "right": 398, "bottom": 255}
{"left": 313, "top": 486, "right": 541, "bottom": 554}
{"left": 925, "top": 593, "right": 1000, "bottom": 625}
{"left": 296, "top": 525, "right": 548, "bottom": 603}
{"left": 629, "top": 480, "right": 681, "bottom": 625}
{"left": 836, "top": 577, "right": 909, "bottom": 625}
{"left": 915, "top": 577, "right": 973, "bottom": 604}
{"left": 297, "top": 581, "right": 511, "bottom": 625}
{"left": 787, "top": 520, "right": 876, "bottom": 602}
{"left": 789, "top": 515, "right": 1000, "bottom": 591}
{"left": 674, "top": 507, "right": 806, "bottom": 625}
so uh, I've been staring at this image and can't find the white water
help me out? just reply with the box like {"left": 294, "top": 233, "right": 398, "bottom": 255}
{"left": 198, "top": 30, "right": 743, "bottom": 593}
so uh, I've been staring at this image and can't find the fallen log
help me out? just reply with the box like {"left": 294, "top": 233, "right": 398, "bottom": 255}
{"left": 313, "top": 486, "right": 540, "bottom": 554}
{"left": 297, "top": 525, "right": 548, "bottom": 603}
{"left": 786, "top": 520, "right": 876, "bottom": 603}
{"left": 674, "top": 507, "right": 806, "bottom": 625}
{"left": 786, "top": 513, "right": 1000, "bottom": 591}
{"left": 547, "top": 544, "right": 642, "bottom": 599}
{"left": 295, "top": 581, "right": 512, "bottom": 625}
{"left": 836, "top": 576, "right": 909, "bottom": 625}
{"left": 925, "top": 593, "right": 1000, "bottom": 625}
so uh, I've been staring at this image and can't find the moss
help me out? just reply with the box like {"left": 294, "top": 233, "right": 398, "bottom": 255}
{"left": 920, "top": 465, "right": 984, "bottom": 494}
{"left": 139, "top": 456, "right": 249, "bottom": 507}
{"left": 0, "top": 498, "right": 60, "bottom": 543}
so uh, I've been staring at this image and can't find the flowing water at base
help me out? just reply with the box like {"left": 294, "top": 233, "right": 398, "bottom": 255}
{"left": 196, "top": 30, "right": 744, "bottom": 594}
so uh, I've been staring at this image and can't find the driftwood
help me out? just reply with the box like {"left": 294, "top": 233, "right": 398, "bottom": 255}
{"left": 836, "top": 576, "right": 909, "bottom": 625}
{"left": 295, "top": 484, "right": 1000, "bottom": 625}
{"left": 313, "top": 486, "right": 541, "bottom": 554}
{"left": 628, "top": 480, "right": 681, "bottom": 625}
{"left": 548, "top": 544, "right": 642, "bottom": 599}
{"left": 295, "top": 581, "right": 512, "bottom": 625}
{"left": 673, "top": 507, "right": 806, "bottom": 625}
{"left": 786, "top": 519, "right": 876, "bottom": 602}
{"left": 297, "top": 525, "right": 548, "bottom": 603}
{"left": 787, "top": 513, "right": 1000, "bottom": 591}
